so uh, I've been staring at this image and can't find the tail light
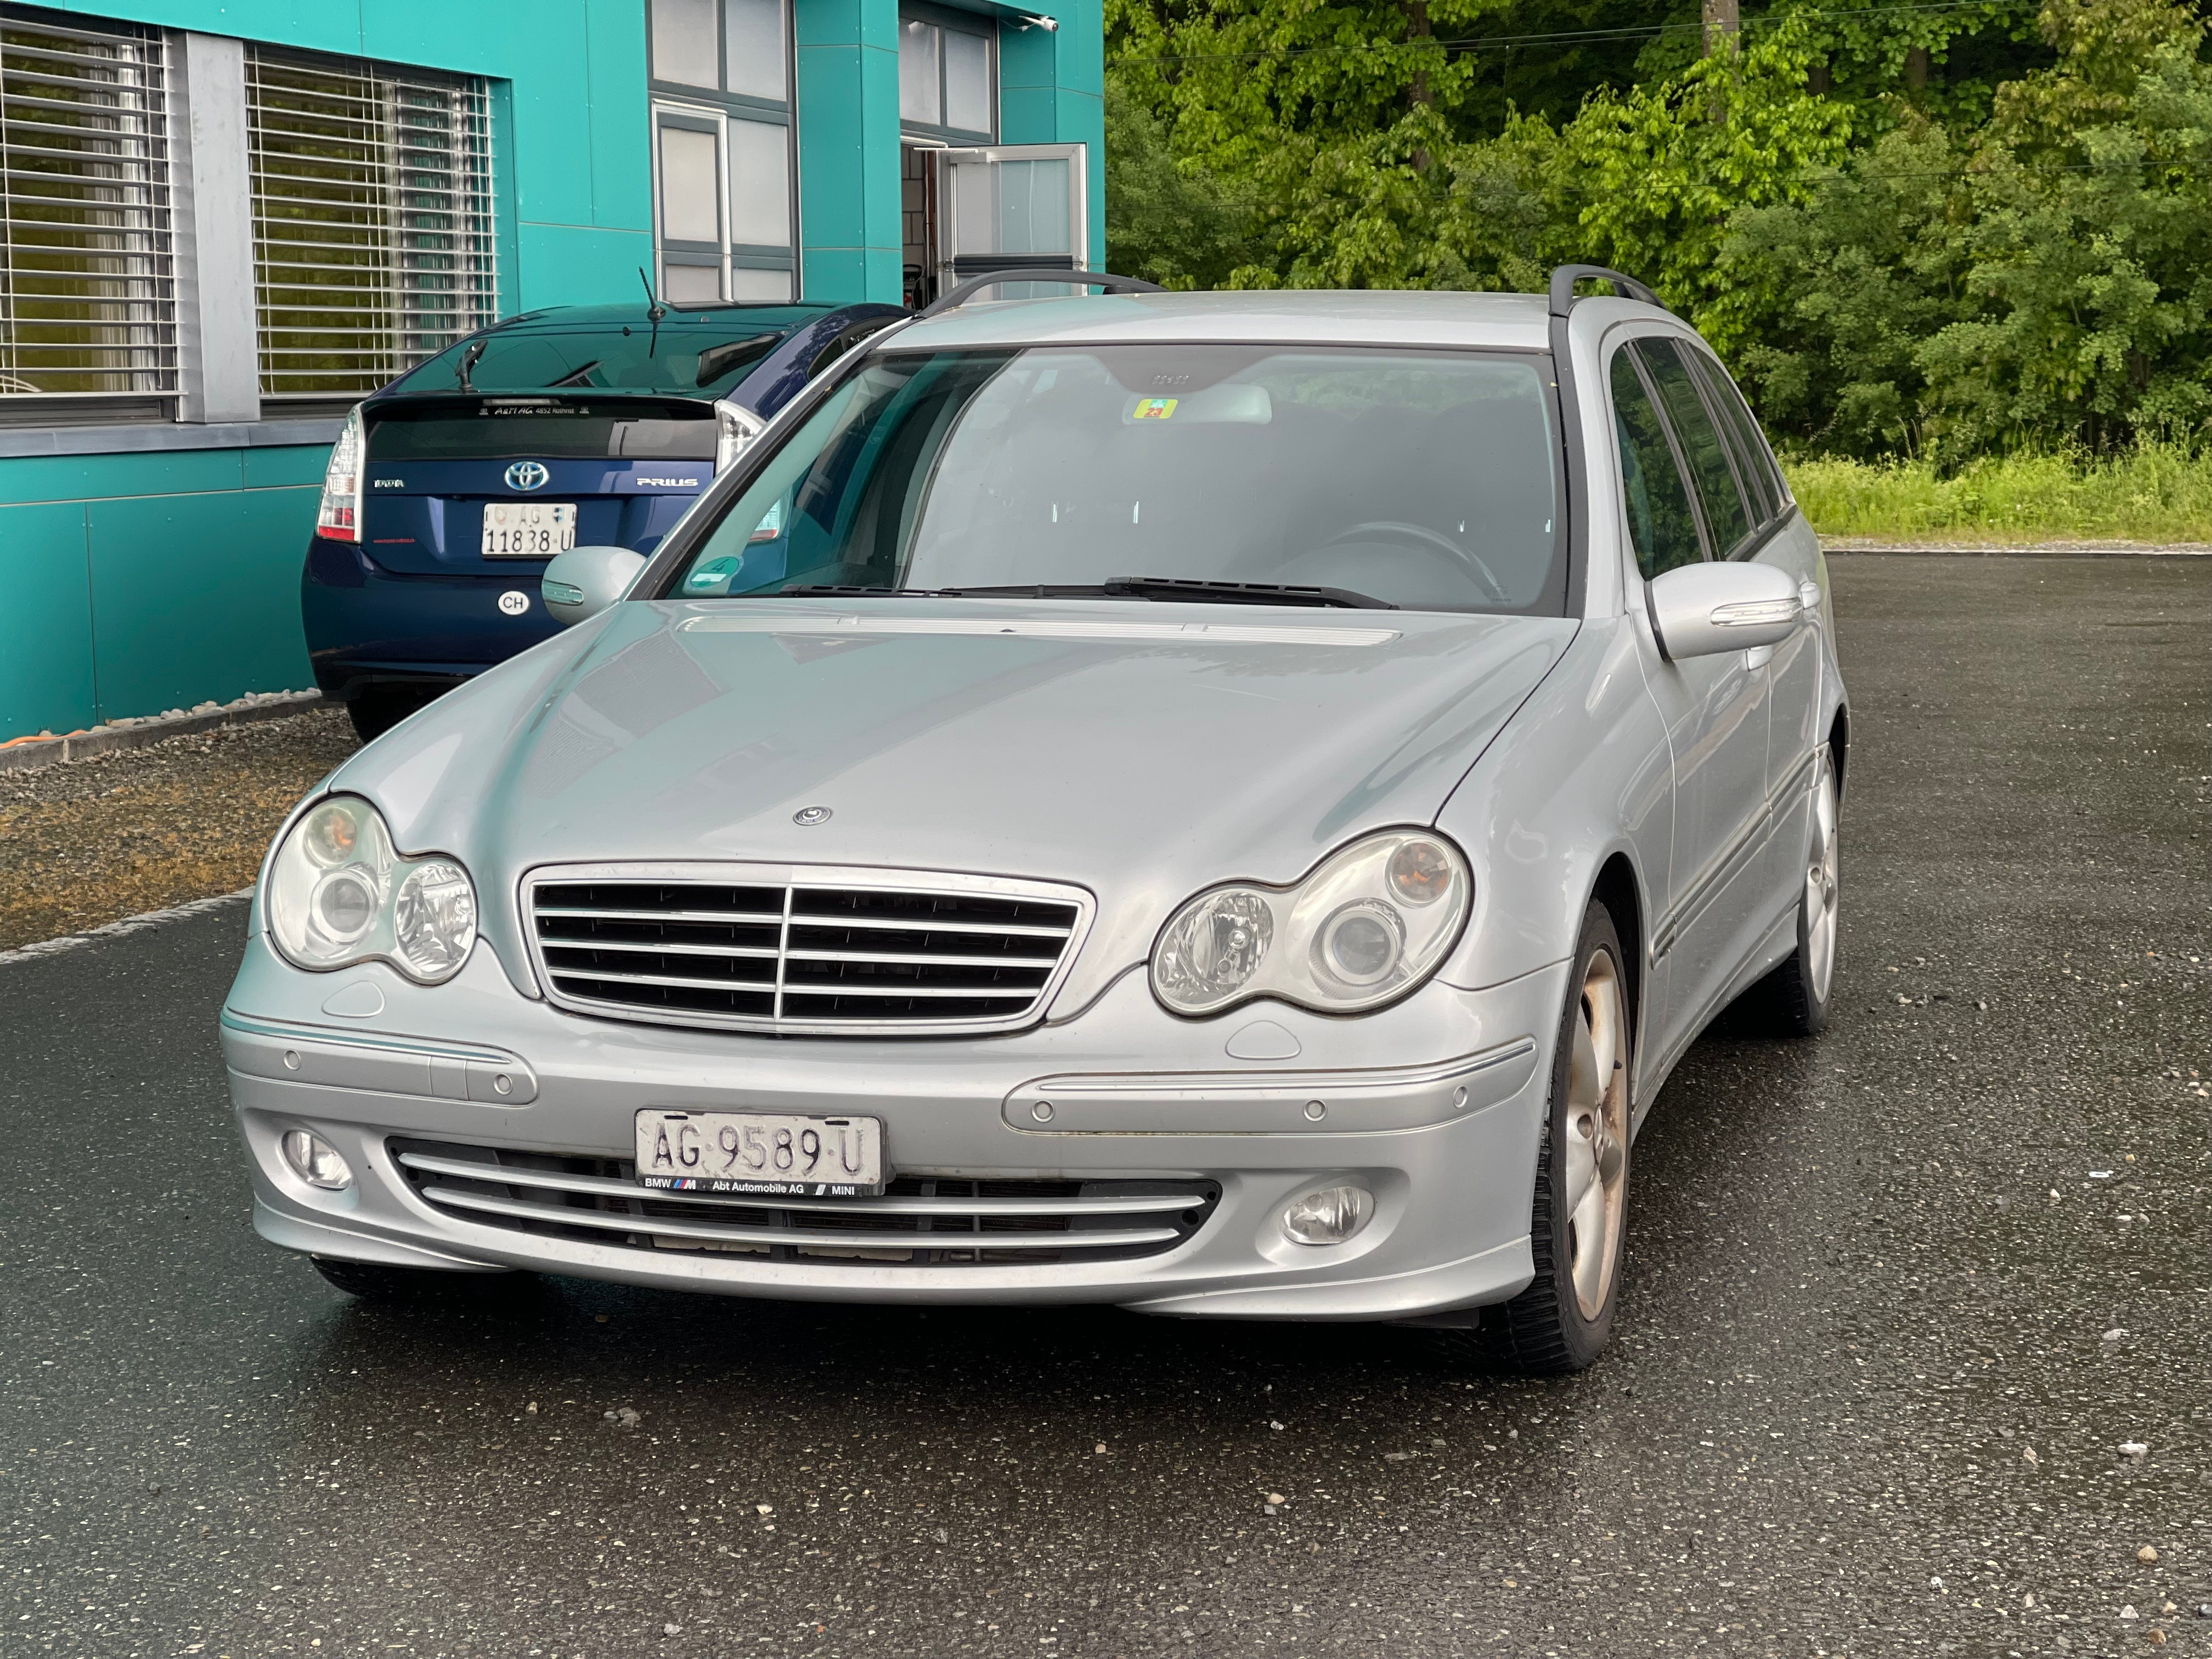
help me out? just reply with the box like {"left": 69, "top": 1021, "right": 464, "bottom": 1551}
{"left": 714, "top": 399, "right": 767, "bottom": 473}
{"left": 315, "top": 404, "right": 365, "bottom": 541}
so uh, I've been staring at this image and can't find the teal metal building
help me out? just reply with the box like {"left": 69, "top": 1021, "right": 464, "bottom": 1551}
{"left": 0, "top": 0, "right": 1103, "bottom": 741}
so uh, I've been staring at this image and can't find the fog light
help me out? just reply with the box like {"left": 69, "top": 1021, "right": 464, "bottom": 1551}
{"left": 1281, "top": 1184, "right": 1373, "bottom": 1246}
{"left": 280, "top": 1128, "right": 353, "bottom": 1190}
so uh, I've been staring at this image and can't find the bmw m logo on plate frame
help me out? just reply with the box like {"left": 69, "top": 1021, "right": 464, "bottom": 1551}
{"left": 505, "top": 460, "right": 550, "bottom": 492}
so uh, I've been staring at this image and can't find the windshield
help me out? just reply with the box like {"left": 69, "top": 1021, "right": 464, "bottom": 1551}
{"left": 665, "top": 345, "right": 1566, "bottom": 613}
{"left": 395, "top": 321, "right": 792, "bottom": 398}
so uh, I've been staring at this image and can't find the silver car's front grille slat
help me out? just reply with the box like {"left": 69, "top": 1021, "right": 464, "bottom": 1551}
{"left": 785, "top": 948, "right": 1060, "bottom": 969}
{"left": 539, "top": 937, "right": 782, "bottom": 960}
{"left": 392, "top": 1138, "right": 1218, "bottom": 1267}
{"left": 791, "top": 914, "right": 1075, "bottom": 940}
{"left": 396, "top": 1152, "right": 1210, "bottom": 1216}
{"left": 526, "top": 864, "right": 1093, "bottom": 1036}
{"left": 535, "top": 906, "right": 782, "bottom": 925}
{"left": 420, "top": 1185, "right": 1186, "bottom": 1252}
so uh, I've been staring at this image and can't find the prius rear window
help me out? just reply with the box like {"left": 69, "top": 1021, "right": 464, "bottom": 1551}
{"left": 368, "top": 400, "right": 718, "bottom": 461}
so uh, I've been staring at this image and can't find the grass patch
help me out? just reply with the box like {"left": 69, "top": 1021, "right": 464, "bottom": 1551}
{"left": 1784, "top": 443, "right": 2212, "bottom": 544}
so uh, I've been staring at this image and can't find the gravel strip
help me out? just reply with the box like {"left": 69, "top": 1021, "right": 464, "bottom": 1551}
{"left": 0, "top": 706, "right": 359, "bottom": 951}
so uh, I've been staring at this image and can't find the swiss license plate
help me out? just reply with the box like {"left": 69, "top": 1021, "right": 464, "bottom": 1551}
{"left": 634, "top": 1109, "right": 886, "bottom": 1197}
{"left": 481, "top": 501, "right": 575, "bottom": 557}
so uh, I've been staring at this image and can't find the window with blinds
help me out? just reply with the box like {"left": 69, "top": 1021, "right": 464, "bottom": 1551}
{"left": 648, "top": 0, "right": 797, "bottom": 304}
{"left": 0, "top": 5, "right": 176, "bottom": 403}
{"left": 246, "top": 47, "right": 497, "bottom": 399}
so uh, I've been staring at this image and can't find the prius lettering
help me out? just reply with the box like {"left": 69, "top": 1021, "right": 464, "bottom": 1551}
{"left": 635, "top": 477, "right": 699, "bottom": 488}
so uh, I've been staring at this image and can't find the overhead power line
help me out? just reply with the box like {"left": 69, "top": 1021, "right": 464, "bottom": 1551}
{"left": 1113, "top": 0, "right": 2030, "bottom": 66}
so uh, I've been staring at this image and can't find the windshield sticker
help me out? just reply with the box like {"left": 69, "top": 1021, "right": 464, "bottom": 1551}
{"left": 1128, "top": 397, "right": 1179, "bottom": 421}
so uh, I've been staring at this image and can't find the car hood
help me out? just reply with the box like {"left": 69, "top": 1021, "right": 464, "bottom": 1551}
{"left": 336, "top": 598, "right": 1577, "bottom": 1008}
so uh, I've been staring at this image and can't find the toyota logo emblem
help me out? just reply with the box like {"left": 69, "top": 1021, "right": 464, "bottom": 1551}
{"left": 505, "top": 460, "right": 550, "bottom": 492}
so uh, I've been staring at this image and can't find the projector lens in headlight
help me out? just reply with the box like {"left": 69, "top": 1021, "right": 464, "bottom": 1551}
{"left": 1315, "top": 901, "right": 1403, "bottom": 988}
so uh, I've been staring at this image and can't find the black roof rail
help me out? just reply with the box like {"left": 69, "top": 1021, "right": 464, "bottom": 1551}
{"left": 919, "top": 268, "right": 1166, "bottom": 319}
{"left": 1548, "top": 264, "right": 1665, "bottom": 317}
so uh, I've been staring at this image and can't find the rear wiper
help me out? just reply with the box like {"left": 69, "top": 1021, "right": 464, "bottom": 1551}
{"left": 1101, "top": 577, "right": 1393, "bottom": 609}
{"left": 771, "top": 578, "right": 1395, "bottom": 608}
{"left": 545, "top": 360, "right": 602, "bottom": 388}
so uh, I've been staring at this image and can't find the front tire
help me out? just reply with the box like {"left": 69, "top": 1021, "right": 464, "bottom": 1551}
{"left": 1746, "top": 746, "right": 1839, "bottom": 1037}
{"left": 345, "top": 684, "right": 437, "bottom": 744}
{"left": 1477, "top": 902, "right": 1634, "bottom": 1375}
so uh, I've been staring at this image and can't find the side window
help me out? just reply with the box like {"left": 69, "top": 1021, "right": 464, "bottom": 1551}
{"left": 1691, "top": 353, "right": 1787, "bottom": 526}
{"left": 1635, "top": 338, "right": 1750, "bottom": 556}
{"left": 1610, "top": 348, "right": 1705, "bottom": 581}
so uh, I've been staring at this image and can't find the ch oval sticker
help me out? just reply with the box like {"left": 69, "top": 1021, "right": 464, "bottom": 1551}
{"left": 497, "top": 590, "right": 531, "bottom": 617}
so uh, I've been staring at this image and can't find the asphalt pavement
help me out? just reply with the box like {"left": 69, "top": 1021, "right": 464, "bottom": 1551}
{"left": 2, "top": 555, "right": 2207, "bottom": 1658}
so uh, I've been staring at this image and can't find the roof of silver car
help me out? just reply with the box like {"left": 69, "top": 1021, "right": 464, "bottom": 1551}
{"left": 891, "top": 289, "right": 1563, "bottom": 353}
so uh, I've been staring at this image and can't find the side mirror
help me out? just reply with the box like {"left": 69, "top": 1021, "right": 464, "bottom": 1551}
{"left": 1646, "top": 561, "right": 1803, "bottom": 662}
{"left": 542, "top": 545, "right": 646, "bottom": 628}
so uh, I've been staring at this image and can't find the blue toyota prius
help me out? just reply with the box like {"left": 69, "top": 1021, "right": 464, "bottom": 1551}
{"left": 303, "top": 298, "right": 904, "bottom": 740}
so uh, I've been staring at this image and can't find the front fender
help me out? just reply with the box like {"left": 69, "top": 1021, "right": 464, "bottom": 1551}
{"left": 1431, "top": 615, "right": 1672, "bottom": 1003}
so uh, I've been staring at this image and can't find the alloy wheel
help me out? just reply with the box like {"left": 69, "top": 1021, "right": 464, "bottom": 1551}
{"left": 1562, "top": 950, "right": 1630, "bottom": 1321}
{"left": 1805, "top": 755, "right": 1841, "bottom": 1002}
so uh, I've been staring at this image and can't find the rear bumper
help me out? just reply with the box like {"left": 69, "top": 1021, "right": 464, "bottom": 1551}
{"left": 302, "top": 537, "right": 560, "bottom": 698}
{"left": 223, "top": 934, "right": 1568, "bottom": 1322}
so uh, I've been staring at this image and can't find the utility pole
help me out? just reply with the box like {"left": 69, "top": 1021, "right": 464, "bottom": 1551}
{"left": 1702, "top": 0, "right": 1739, "bottom": 55}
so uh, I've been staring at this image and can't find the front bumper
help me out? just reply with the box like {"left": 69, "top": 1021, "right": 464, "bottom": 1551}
{"left": 223, "top": 935, "right": 1567, "bottom": 1322}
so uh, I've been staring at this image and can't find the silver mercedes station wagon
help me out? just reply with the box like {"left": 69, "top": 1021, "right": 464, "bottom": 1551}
{"left": 222, "top": 265, "right": 1845, "bottom": 1373}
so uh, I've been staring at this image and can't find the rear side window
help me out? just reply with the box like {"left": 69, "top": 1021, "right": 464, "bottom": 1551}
{"left": 1610, "top": 350, "right": 1704, "bottom": 581}
{"left": 1690, "top": 353, "right": 1787, "bottom": 526}
{"left": 1635, "top": 338, "right": 1750, "bottom": 556}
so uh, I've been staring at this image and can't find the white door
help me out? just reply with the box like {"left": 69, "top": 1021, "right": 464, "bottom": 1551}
{"left": 930, "top": 143, "right": 1087, "bottom": 299}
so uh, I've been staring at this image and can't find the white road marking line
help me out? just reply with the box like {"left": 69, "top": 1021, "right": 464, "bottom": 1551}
{"left": 0, "top": 888, "right": 252, "bottom": 967}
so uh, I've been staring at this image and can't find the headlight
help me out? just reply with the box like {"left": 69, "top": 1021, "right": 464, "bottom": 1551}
{"left": 1151, "top": 830, "right": 1471, "bottom": 1017}
{"left": 265, "top": 795, "right": 477, "bottom": 984}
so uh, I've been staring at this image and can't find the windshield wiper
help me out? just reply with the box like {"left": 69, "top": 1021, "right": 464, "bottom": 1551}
{"left": 772, "top": 578, "right": 1394, "bottom": 608}
{"left": 1101, "top": 577, "right": 1392, "bottom": 609}
{"left": 775, "top": 584, "right": 1108, "bottom": 599}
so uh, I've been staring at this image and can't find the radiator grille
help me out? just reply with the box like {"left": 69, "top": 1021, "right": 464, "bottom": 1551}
{"left": 246, "top": 45, "right": 496, "bottom": 398}
{"left": 393, "top": 1140, "right": 1216, "bottom": 1266}
{"left": 526, "top": 865, "right": 1091, "bottom": 1035}
{"left": 0, "top": 5, "right": 174, "bottom": 399}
